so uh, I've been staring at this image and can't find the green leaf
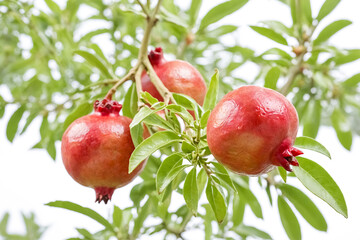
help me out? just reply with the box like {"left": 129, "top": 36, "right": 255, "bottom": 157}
{"left": 203, "top": 204, "right": 214, "bottom": 240}
{"left": 46, "top": 201, "right": 114, "bottom": 231}
{"left": 301, "top": 0, "right": 312, "bottom": 25}
{"left": 46, "top": 138, "right": 56, "bottom": 160}
{"left": 233, "top": 224, "right": 272, "bottom": 239}
{"left": 74, "top": 50, "right": 112, "bottom": 78}
{"left": 250, "top": 26, "right": 288, "bottom": 45}
{"left": 181, "top": 141, "right": 195, "bottom": 153}
{"left": 316, "top": 0, "right": 340, "bottom": 22}
{"left": 132, "top": 197, "right": 153, "bottom": 238}
{"left": 45, "top": 0, "right": 61, "bottom": 14}
{"left": 211, "top": 162, "right": 236, "bottom": 192}
{"left": 203, "top": 69, "right": 219, "bottom": 111}
{"left": 63, "top": 101, "right": 93, "bottom": 131}
{"left": 264, "top": 66, "right": 280, "bottom": 90}
{"left": 79, "top": 29, "right": 110, "bottom": 43}
{"left": 235, "top": 184, "right": 263, "bottom": 219}
{"left": 112, "top": 206, "right": 122, "bottom": 228}
{"left": 130, "top": 105, "right": 164, "bottom": 129}
{"left": 20, "top": 113, "right": 37, "bottom": 135}
{"left": 314, "top": 20, "right": 352, "bottom": 45}
{"left": 172, "top": 93, "right": 201, "bottom": 119}
{"left": 278, "top": 196, "right": 301, "bottom": 240}
{"left": 294, "top": 136, "right": 331, "bottom": 159}
{"left": 183, "top": 168, "right": 199, "bottom": 216}
{"left": 331, "top": 108, "right": 352, "bottom": 150}
{"left": 278, "top": 167, "right": 287, "bottom": 182}
{"left": 166, "top": 104, "right": 193, "bottom": 124}
{"left": 207, "top": 25, "right": 238, "bottom": 38}
{"left": 199, "top": 0, "right": 248, "bottom": 30}
{"left": 140, "top": 91, "right": 159, "bottom": 105}
{"left": 130, "top": 123, "right": 144, "bottom": 147}
{"left": 6, "top": 106, "right": 26, "bottom": 142}
{"left": 200, "top": 110, "right": 211, "bottom": 129}
{"left": 342, "top": 73, "right": 360, "bottom": 88}
{"left": 206, "top": 180, "right": 227, "bottom": 223}
{"left": 302, "top": 99, "right": 322, "bottom": 138}
{"left": 232, "top": 194, "right": 245, "bottom": 226}
{"left": 129, "top": 131, "right": 182, "bottom": 173}
{"left": 334, "top": 49, "right": 360, "bottom": 65}
{"left": 197, "top": 168, "right": 207, "bottom": 198}
{"left": 123, "top": 84, "right": 138, "bottom": 118}
{"left": 188, "top": 0, "right": 202, "bottom": 26}
{"left": 279, "top": 184, "right": 327, "bottom": 231}
{"left": 293, "top": 157, "right": 348, "bottom": 218}
{"left": 157, "top": 156, "right": 190, "bottom": 193}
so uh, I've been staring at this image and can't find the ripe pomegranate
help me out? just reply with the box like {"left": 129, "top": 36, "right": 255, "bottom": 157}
{"left": 141, "top": 47, "right": 207, "bottom": 105}
{"left": 207, "top": 86, "right": 303, "bottom": 176}
{"left": 61, "top": 99, "right": 146, "bottom": 203}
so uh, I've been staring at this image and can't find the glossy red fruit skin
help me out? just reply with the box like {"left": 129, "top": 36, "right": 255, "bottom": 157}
{"left": 207, "top": 86, "right": 302, "bottom": 176}
{"left": 61, "top": 100, "right": 145, "bottom": 203}
{"left": 141, "top": 47, "right": 207, "bottom": 105}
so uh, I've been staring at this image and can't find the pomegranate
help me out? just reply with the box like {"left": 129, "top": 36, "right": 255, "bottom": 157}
{"left": 141, "top": 47, "right": 207, "bottom": 105}
{"left": 207, "top": 86, "right": 303, "bottom": 176}
{"left": 61, "top": 99, "right": 146, "bottom": 203}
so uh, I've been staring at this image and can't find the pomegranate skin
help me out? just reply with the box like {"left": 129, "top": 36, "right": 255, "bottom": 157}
{"left": 61, "top": 100, "right": 145, "bottom": 203}
{"left": 141, "top": 47, "right": 207, "bottom": 105}
{"left": 206, "top": 86, "right": 302, "bottom": 176}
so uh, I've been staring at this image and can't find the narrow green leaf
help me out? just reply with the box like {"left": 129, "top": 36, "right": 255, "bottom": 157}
{"left": 112, "top": 206, "right": 123, "bottom": 228}
{"left": 46, "top": 201, "right": 114, "bottom": 231}
{"left": 129, "top": 131, "right": 181, "bottom": 173}
{"left": 264, "top": 66, "right": 280, "bottom": 90}
{"left": 74, "top": 50, "right": 112, "bottom": 78}
{"left": 6, "top": 106, "right": 26, "bottom": 142}
{"left": 294, "top": 136, "right": 331, "bottom": 159}
{"left": 143, "top": 113, "right": 174, "bottom": 131}
{"left": 235, "top": 184, "right": 263, "bottom": 219}
{"left": 181, "top": 141, "right": 195, "bottom": 153}
{"left": 278, "top": 167, "right": 287, "bottom": 182}
{"left": 232, "top": 194, "right": 245, "bottom": 226}
{"left": 203, "top": 69, "right": 219, "bottom": 111}
{"left": 334, "top": 49, "right": 360, "bottom": 65}
{"left": 79, "top": 29, "right": 109, "bottom": 43}
{"left": 233, "top": 224, "right": 272, "bottom": 240}
{"left": 278, "top": 196, "right": 301, "bottom": 240}
{"left": 206, "top": 180, "right": 227, "bottom": 223}
{"left": 197, "top": 168, "right": 207, "bottom": 198}
{"left": 130, "top": 105, "right": 164, "bottom": 129}
{"left": 188, "top": 0, "right": 202, "bottom": 26}
{"left": 260, "top": 47, "right": 292, "bottom": 60}
{"left": 250, "top": 26, "right": 288, "bottom": 45}
{"left": 140, "top": 91, "right": 159, "bottom": 105}
{"left": 173, "top": 93, "right": 201, "bottom": 119}
{"left": 302, "top": 99, "right": 322, "bottom": 138}
{"left": 20, "top": 113, "right": 37, "bottom": 135}
{"left": 279, "top": 184, "right": 327, "bottom": 231}
{"left": 184, "top": 168, "right": 199, "bottom": 216}
{"left": 123, "top": 84, "right": 138, "bottom": 118}
{"left": 342, "top": 73, "right": 360, "bottom": 88}
{"left": 211, "top": 162, "right": 237, "bottom": 192}
{"left": 207, "top": 25, "right": 238, "bottom": 37}
{"left": 63, "top": 101, "right": 93, "bottom": 131}
{"left": 331, "top": 108, "right": 352, "bottom": 150}
{"left": 293, "top": 157, "right": 348, "bottom": 218}
{"left": 316, "top": 0, "right": 341, "bottom": 22}
{"left": 289, "top": 0, "right": 297, "bottom": 26}
{"left": 301, "top": 0, "right": 312, "bottom": 25}
{"left": 166, "top": 104, "right": 193, "bottom": 124}
{"left": 314, "top": 20, "right": 352, "bottom": 45}
{"left": 159, "top": 164, "right": 190, "bottom": 194}
{"left": 156, "top": 153, "right": 183, "bottom": 193}
{"left": 130, "top": 123, "right": 144, "bottom": 147}
{"left": 203, "top": 204, "right": 214, "bottom": 240}
{"left": 199, "top": 0, "right": 248, "bottom": 30}
{"left": 45, "top": 0, "right": 61, "bottom": 14}
{"left": 46, "top": 138, "right": 56, "bottom": 160}
{"left": 132, "top": 198, "right": 153, "bottom": 238}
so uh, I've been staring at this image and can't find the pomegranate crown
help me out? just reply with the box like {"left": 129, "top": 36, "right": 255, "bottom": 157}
{"left": 94, "top": 99, "right": 122, "bottom": 116}
{"left": 148, "top": 47, "right": 166, "bottom": 66}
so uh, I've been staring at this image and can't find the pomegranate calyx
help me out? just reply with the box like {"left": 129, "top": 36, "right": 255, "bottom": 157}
{"left": 148, "top": 47, "right": 166, "bottom": 66}
{"left": 94, "top": 99, "right": 122, "bottom": 116}
{"left": 278, "top": 146, "right": 302, "bottom": 172}
{"left": 95, "top": 187, "right": 115, "bottom": 204}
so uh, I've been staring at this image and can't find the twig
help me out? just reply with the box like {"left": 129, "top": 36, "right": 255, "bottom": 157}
{"left": 135, "top": 64, "right": 145, "bottom": 109}
{"left": 105, "top": 67, "right": 137, "bottom": 99}
{"left": 135, "top": 0, "right": 149, "bottom": 16}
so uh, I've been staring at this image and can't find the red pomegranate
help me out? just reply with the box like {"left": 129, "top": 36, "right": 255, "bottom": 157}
{"left": 141, "top": 47, "right": 207, "bottom": 105}
{"left": 207, "top": 86, "right": 303, "bottom": 176}
{"left": 61, "top": 99, "right": 146, "bottom": 203}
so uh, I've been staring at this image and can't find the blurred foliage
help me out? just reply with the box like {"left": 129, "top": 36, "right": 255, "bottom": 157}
{"left": 0, "top": 0, "right": 357, "bottom": 239}
{"left": 0, "top": 212, "right": 47, "bottom": 240}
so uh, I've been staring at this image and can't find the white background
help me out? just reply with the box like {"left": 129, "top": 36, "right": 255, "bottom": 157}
{"left": 1, "top": 0, "right": 360, "bottom": 239}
